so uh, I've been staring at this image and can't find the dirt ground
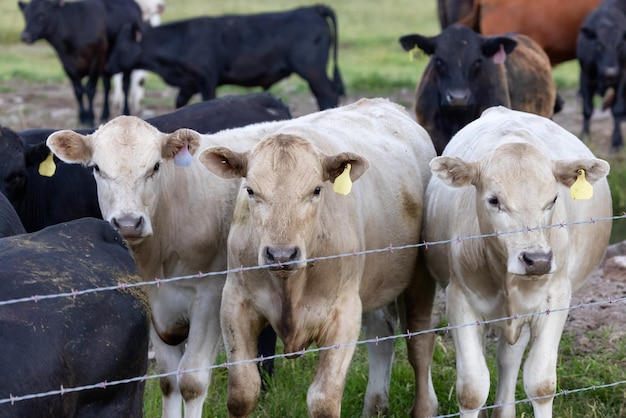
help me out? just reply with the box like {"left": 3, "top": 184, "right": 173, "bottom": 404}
{"left": 0, "top": 78, "right": 624, "bottom": 348}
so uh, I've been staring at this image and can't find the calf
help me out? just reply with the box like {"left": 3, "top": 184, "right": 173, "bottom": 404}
{"left": 422, "top": 106, "right": 612, "bottom": 417}
{"left": 199, "top": 98, "right": 438, "bottom": 417}
{"left": 0, "top": 93, "right": 291, "bottom": 232}
{"left": 0, "top": 218, "right": 150, "bottom": 417}
{"left": 46, "top": 113, "right": 289, "bottom": 418}
{"left": 399, "top": 24, "right": 557, "bottom": 155}
{"left": 106, "top": 5, "right": 345, "bottom": 110}
{"left": 576, "top": 0, "right": 626, "bottom": 151}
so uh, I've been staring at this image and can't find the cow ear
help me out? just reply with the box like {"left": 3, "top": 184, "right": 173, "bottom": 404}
{"left": 162, "top": 128, "right": 201, "bottom": 164}
{"left": 46, "top": 130, "right": 93, "bottom": 165}
{"left": 430, "top": 156, "right": 478, "bottom": 187}
{"left": 199, "top": 147, "right": 248, "bottom": 179}
{"left": 580, "top": 27, "right": 597, "bottom": 40}
{"left": 482, "top": 36, "right": 517, "bottom": 62}
{"left": 324, "top": 152, "right": 369, "bottom": 183}
{"left": 553, "top": 158, "right": 610, "bottom": 187}
{"left": 399, "top": 34, "right": 435, "bottom": 55}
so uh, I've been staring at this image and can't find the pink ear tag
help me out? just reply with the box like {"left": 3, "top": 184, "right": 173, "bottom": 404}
{"left": 493, "top": 44, "right": 507, "bottom": 64}
{"left": 174, "top": 142, "right": 192, "bottom": 167}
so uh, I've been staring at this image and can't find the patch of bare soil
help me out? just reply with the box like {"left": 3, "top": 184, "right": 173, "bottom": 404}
{"left": 0, "top": 78, "right": 624, "bottom": 349}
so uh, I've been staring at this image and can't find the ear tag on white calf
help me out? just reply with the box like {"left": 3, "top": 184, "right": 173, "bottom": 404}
{"left": 38, "top": 152, "right": 56, "bottom": 177}
{"left": 570, "top": 169, "right": 593, "bottom": 200}
{"left": 333, "top": 163, "right": 352, "bottom": 195}
{"left": 493, "top": 44, "right": 507, "bottom": 64}
{"left": 174, "top": 142, "right": 192, "bottom": 167}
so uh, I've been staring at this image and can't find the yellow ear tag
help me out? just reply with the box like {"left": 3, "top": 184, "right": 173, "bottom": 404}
{"left": 38, "top": 152, "right": 57, "bottom": 177}
{"left": 408, "top": 45, "right": 420, "bottom": 62}
{"left": 570, "top": 169, "right": 593, "bottom": 200}
{"left": 333, "top": 163, "right": 352, "bottom": 196}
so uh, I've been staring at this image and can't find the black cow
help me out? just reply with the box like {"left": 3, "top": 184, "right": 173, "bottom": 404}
{"left": 0, "top": 192, "right": 25, "bottom": 238}
{"left": 106, "top": 5, "right": 345, "bottom": 110}
{"left": 18, "top": 0, "right": 142, "bottom": 127}
{"left": 1, "top": 93, "right": 291, "bottom": 233}
{"left": 399, "top": 25, "right": 557, "bottom": 155}
{"left": 0, "top": 218, "right": 149, "bottom": 417}
{"left": 576, "top": 0, "right": 626, "bottom": 151}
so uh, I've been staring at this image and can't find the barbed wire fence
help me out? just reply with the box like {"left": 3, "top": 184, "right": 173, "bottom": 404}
{"left": 1, "top": 214, "right": 625, "bottom": 417}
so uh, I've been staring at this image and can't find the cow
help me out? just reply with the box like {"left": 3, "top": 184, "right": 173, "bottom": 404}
{"left": 421, "top": 106, "right": 612, "bottom": 417}
{"left": 0, "top": 93, "right": 291, "bottom": 232}
{"left": 0, "top": 192, "right": 25, "bottom": 237}
{"left": 105, "top": 5, "right": 345, "bottom": 110}
{"left": 18, "top": 0, "right": 143, "bottom": 127}
{"left": 45, "top": 113, "right": 293, "bottom": 418}
{"left": 198, "top": 98, "right": 438, "bottom": 418}
{"left": 437, "top": 0, "right": 603, "bottom": 66}
{"left": 576, "top": 0, "right": 626, "bottom": 151}
{"left": 399, "top": 24, "right": 557, "bottom": 155}
{"left": 111, "top": 0, "right": 167, "bottom": 115}
{"left": 0, "top": 217, "right": 150, "bottom": 417}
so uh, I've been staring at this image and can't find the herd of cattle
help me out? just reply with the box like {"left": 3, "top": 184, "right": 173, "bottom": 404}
{"left": 0, "top": 0, "right": 621, "bottom": 417}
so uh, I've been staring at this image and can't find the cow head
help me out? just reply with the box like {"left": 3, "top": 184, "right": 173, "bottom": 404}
{"left": 46, "top": 116, "right": 202, "bottom": 244}
{"left": 399, "top": 24, "right": 516, "bottom": 110}
{"left": 106, "top": 22, "right": 145, "bottom": 75}
{"left": 577, "top": 8, "right": 626, "bottom": 91}
{"left": 430, "top": 142, "right": 609, "bottom": 277}
{"left": 18, "top": 0, "right": 62, "bottom": 44}
{"left": 200, "top": 134, "right": 368, "bottom": 276}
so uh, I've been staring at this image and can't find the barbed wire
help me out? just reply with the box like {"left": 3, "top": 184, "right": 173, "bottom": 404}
{"left": 0, "top": 214, "right": 621, "bottom": 308}
{"left": 0, "top": 214, "right": 624, "bottom": 414}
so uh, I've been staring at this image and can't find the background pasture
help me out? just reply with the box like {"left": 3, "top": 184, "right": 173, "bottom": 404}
{"left": 0, "top": 1, "right": 624, "bottom": 417}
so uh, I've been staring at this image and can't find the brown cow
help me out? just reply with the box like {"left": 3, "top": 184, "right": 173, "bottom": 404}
{"left": 438, "top": 0, "right": 603, "bottom": 66}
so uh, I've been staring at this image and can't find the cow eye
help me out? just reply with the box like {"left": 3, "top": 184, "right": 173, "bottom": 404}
{"left": 93, "top": 165, "right": 100, "bottom": 173}
{"left": 546, "top": 195, "right": 558, "bottom": 210}
{"left": 153, "top": 162, "right": 160, "bottom": 172}
{"left": 488, "top": 196, "right": 500, "bottom": 210}
{"left": 471, "top": 59, "right": 482, "bottom": 76}
{"left": 313, "top": 186, "right": 321, "bottom": 196}
{"left": 246, "top": 187, "right": 254, "bottom": 196}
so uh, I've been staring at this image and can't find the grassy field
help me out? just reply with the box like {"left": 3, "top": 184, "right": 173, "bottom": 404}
{"left": 2, "top": 1, "right": 625, "bottom": 417}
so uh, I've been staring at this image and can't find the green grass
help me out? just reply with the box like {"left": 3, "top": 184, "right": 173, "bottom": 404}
{"left": 2, "top": 1, "right": 625, "bottom": 417}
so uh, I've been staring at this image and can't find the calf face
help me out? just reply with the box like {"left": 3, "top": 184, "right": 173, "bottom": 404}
{"left": 46, "top": 116, "right": 201, "bottom": 243}
{"left": 431, "top": 141, "right": 610, "bottom": 276}
{"left": 200, "top": 134, "right": 368, "bottom": 273}
{"left": 400, "top": 25, "right": 516, "bottom": 110}
{"left": 18, "top": 0, "right": 59, "bottom": 44}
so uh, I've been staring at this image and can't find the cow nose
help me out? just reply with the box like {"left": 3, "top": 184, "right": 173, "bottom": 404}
{"left": 20, "top": 32, "right": 32, "bottom": 44}
{"left": 520, "top": 250, "right": 553, "bottom": 276}
{"left": 111, "top": 214, "right": 145, "bottom": 238}
{"left": 265, "top": 246, "right": 300, "bottom": 267}
{"left": 445, "top": 88, "right": 470, "bottom": 106}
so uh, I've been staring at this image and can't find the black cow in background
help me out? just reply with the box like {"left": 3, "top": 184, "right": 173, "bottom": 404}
{"left": 18, "top": 0, "right": 142, "bottom": 127}
{"left": 0, "top": 218, "right": 150, "bottom": 417}
{"left": 399, "top": 25, "right": 557, "bottom": 155}
{"left": 0, "top": 192, "right": 25, "bottom": 237}
{"left": 1, "top": 93, "right": 291, "bottom": 233}
{"left": 576, "top": 0, "right": 626, "bottom": 151}
{"left": 106, "top": 5, "right": 345, "bottom": 110}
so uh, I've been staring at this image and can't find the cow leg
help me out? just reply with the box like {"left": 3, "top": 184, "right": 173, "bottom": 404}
{"left": 121, "top": 71, "right": 132, "bottom": 116}
{"left": 83, "top": 73, "right": 99, "bottom": 127}
{"left": 221, "top": 280, "right": 263, "bottom": 418}
{"left": 111, "top": 73, "right": 124, "bottom": 115}
{"left": 610, "top": 110, "right": 624, "bottom": 152}
{"left": 361, "top": 305, "right": 398, "bottom": 417}
{"left": 492, "top": 326, "right": 531, "bottom": 418}
{"left": 130, "top": 69, "right": 148, "bottom": 114}
{"left": 523, "top": 309, "right": 569, "bottom": 418}
{"left": 304, "top": 75, "right": 340, "bottom": 110}
{"left": 307, "top": 297, "right": 361, "bottom": 417}
{"left": 579, "top": 75, "right": 595, "bottom": 140}
{"left": 151, "top": 327, "right": 185, "bottom": 418}
{"left": 404, "top": 255, "right": 438, "bottom": 418}
{"left": 176, "top": 86, "right": 200, "bottom": 108}
{"left": 100, "top": 73, "right": 111, "bottom": 123}
{"left": 447, "top": 283, "right": 490, "bottom": 418}
{"left": 69, "top": 78, "right": 93, "bottom": 127}
{"left": 177, "top": 283, "right": 224, "bottom": 418}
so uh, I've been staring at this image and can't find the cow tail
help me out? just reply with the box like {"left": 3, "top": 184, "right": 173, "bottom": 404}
{"left": 317, "top": 5, "right": 345, "bottom": 97}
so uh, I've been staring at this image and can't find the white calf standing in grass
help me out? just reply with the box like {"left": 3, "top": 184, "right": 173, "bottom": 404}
{"left": 111, "top": 0, "right": 166, "bottom": 115}
{"left": 422, "top": 106, "right": 612, "bottom": 417}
